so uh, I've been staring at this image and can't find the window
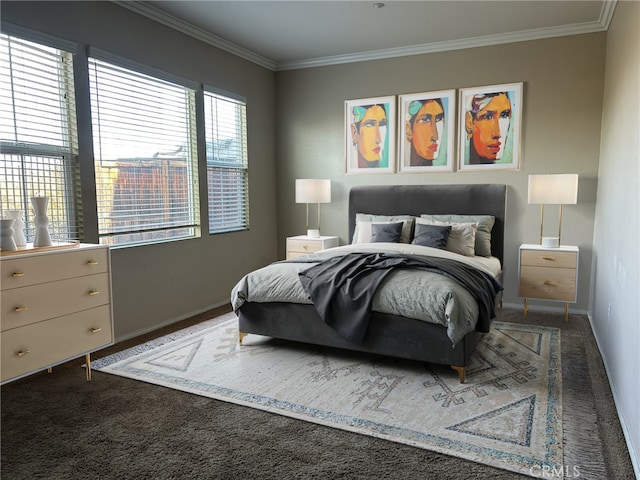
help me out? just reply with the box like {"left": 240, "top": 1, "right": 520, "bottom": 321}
{"left": 88, "top": 56, "right": 199, "bottom": 246}
{"left": 1, "top": 32, "right": 249, "bottom": 249}
{"left": 0, "top": 32, "right": 80, "bottom": 242}
{"left": 204, "top": 90, "right": 249, "bottom": 233}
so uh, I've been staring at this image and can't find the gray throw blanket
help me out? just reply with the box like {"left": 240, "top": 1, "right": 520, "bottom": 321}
{"left": 298, "top": 252, "right": 503, "bottom": 343}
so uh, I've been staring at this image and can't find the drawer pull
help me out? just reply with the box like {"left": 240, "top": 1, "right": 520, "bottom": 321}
{"left": 12, "top": 271, "right": 25, "bottom": 278}
{"left": 542, "top": 280, "right": 556, "bottom": 286}
{"left": 14, "top": 305, "right": 28, "bottom": 312}
{"left": 90, "top": 327, "right": 102, "bottom": 333}
{"left": 303, "top": 245, "right": 308, "bottom": 250}
{"left": 16, "top": 350, "right": 30, "bottom": 357}
{"left": 88, "top": 290, "right": 100, "bottom": 296}
{"left": 541, "top": 256, "right": 556, "bottom": 261}
{"left": 87, "top": 260, "right": 99, "bottom": 266}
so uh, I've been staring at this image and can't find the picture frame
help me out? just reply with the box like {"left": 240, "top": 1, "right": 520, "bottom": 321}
{"left": 458, "top": 82, "right": 523, "bottom": 171}
{"left": 398, "top": 90, "right": 455, "bottom": 173}
{"left": 345, "top": 96, "right": 396, "bottom": 174}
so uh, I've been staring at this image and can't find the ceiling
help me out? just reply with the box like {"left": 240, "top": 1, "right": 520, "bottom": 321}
{"left": 118, "top": 1, "right": 615, "bottom": 71}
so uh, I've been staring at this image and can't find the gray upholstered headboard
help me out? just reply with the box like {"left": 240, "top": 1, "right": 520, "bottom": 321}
{"left": 348, "top": 184, "right": 507, "bottom": 264}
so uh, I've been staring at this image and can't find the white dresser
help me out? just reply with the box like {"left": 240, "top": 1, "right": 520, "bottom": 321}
{"left": 1, "top": 243, "right": 114, "bottom": 384}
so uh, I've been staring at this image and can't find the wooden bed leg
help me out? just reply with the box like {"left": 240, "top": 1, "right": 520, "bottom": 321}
{"left": 451, "top": 365, "right": 466, "bottom": 384}
{"left": 238, "top": 331, "right": 248, "bottom": 346}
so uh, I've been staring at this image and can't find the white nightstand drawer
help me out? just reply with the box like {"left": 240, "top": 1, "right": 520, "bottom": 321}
{"left": 287, "top": 239, "right": 324, "bottom": 254}
{"left": 519, "top": 266, "right": 577, "bottom": 301}
{"left": 286, "top": 235, "right": 339, "bottom": 259}
{"left": 520, "top": 249, "right": 577, "bottom": 269}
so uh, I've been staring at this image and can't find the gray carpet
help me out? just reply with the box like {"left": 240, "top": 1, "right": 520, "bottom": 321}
{"left": 1, "top": 307, "right": 634, "bottom": 480}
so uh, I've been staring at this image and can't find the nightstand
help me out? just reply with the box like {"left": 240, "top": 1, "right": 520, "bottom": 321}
{"left": 286, "top": 235, "right": 339, "bottom": 259}
{"left": 518, "top": 244, "right": 578, "bottom": 322}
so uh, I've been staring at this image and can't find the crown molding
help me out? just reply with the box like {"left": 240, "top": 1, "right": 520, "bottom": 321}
{"left": 277, "top": 19, "right": 612, "bottom": 71}
{"left": 114, "top": 1, "right": 277, "bottom": 70}
{"left": 115, "top": 0, "right": 617, "bottom": 73}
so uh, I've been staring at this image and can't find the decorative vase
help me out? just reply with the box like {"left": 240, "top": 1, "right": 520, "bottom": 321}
{"left": 31, "top": 196, "right": 53, "bottom": 247}
{"left": 1, "top": 218, "right": 18, "bottom": 251}
{"left": 5, "top": 209, "right": 26, "bottom": 247}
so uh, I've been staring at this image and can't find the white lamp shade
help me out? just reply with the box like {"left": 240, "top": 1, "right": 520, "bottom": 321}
{"left": 528, "top": 174, "right": 578, "bottom": 205}
{"left": 295, "top": 179, "right": 331, "bottom": 204}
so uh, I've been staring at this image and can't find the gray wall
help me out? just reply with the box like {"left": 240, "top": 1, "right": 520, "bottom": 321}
{"left": 2, "top": 1, "right": 278, "bottom": 340}
{"left": 592, "top": 1, "right": 640, "bottom": 473}
{"left": 275, "top": 33, "right": 607, "bottom": 313}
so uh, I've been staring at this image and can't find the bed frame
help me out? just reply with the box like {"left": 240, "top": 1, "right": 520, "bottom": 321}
{"left": 238, "top": 184, "right": 507, "bottom": 383}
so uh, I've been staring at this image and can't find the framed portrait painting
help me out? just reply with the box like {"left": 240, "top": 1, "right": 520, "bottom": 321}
{"left": 458, "top": 82, "right": 523, "bottom": 171}
{"left": 345, "top": 96, "right": 396, "bottom": 174}
{"left": 399, "top": 90, "right": 455, "bottom": 173}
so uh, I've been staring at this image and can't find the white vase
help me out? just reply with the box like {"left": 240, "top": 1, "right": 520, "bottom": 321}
{"left": 31, "top": 196, "right": 53, "bottom": 247}
{"left": 1, "top": 218, "right": 18, "bottom": 251}
{"left": 5, "top": 209, "right": 26, "bottom": 247}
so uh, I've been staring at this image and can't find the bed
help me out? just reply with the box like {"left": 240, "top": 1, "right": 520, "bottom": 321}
{"left": 232, "top": 184, "right": 506, "bottom": 383}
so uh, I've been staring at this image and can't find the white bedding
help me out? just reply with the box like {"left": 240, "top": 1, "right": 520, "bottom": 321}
{"left": 231, "top": 243, "right": 502, "bottom": 345}
{"left": 322, "top": 243, "right": 502, "bottom": 277}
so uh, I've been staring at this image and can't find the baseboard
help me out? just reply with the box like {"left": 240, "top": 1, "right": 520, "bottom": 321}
{"left": 114, "top": 299, "right": 231, "bottom": 344}
{"left": 586, "top": 312, "right": 640, "bottom": 478}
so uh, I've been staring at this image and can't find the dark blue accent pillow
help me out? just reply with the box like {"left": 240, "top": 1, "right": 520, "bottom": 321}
{"left": 412, "top": 223, "right": 451, "bottom": 249}
{"left": 370, "top": 222, "right": 403, "bottom": 243}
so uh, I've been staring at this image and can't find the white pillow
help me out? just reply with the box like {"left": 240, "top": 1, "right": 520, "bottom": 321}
{"left": 415, "top": 218, "right": 477, "bottom": 256}
{"left": 420, "top": 214, "right": 495, "bottom": 257}
{"left": 352, "top": 214, "right": 414, "bottom": 244}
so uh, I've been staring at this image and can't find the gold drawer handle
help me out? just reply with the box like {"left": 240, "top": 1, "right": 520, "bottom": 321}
{"left": 541, "top": 256, "right": 556, "bottom": 261}
{"left": 90, "top": 327, "right": 102, "bottom": 333}
{"left": 89, "top": 290, "right": 100, "bottom": 296}
{"left": 16, "top": 350, "right": 30, "bottom": 357}
{"left": 87, "top": 260, "right": 99, "bottom": 266}
{"left": 542, "top": 280, "right": 556, "bottom": 286}
{"left": 14, "top": 305, "right": 28, "bottom": 312}
{"left": 12, "top": 271, "right": 25, "bottom": 278}
{"left": 303, "top": 245, "right": 309, "bottom": 250}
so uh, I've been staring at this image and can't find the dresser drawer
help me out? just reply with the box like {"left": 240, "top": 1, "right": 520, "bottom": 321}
{"left": 1, "top": 305, "right": 113, "bottom": 382}
{"left": 519, "top": 266, "right": 577, "bottom": 301}
{"left": 1, "top": 273, "right": 111, "bottom": 331}
{"left": 520, "top": 249, "right": 577, "bottom": 269}
{"left": 1, "top": 247, "right": 108, "bottom": 290}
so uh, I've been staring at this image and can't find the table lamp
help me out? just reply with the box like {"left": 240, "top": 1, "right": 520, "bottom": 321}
{"left": 295, "top": 179, "right": 331, "bottom": 238}
{"left": 528, "top": 174, "right": 578, "bottom": 248}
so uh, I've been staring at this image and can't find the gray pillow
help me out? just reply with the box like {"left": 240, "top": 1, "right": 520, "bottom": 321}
{"left": 412, "top": 223, "right": 451, "bottom": 249}
{"left": 420, "top": 214, "right": 495, "bottom": 257}
{"left": 370, "top": 222, "right": 403, "bottom": 243}
{"left": 353, "top": 214, "right": 414, "bottom": 244}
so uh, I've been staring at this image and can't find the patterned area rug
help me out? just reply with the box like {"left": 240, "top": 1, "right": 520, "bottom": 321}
{"left": 93, "top": 315, "right": 562, "bottom": 477}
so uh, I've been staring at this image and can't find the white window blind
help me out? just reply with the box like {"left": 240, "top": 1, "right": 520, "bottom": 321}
{"left": 88, "top": 57, "right": 199, "bottom": 246}
{"left": 0, "top": 33, "right": 80, "bottom": 242}
{"left": 204, "top": 90, "right": 249, "bottom": 233}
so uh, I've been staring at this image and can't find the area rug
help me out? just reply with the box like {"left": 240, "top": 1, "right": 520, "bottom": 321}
{"left": 93, "top": 315, "right": 562, "bottom": 477}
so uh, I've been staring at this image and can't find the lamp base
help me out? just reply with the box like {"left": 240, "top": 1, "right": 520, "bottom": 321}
{"left": 541, "top": 236, "right": 559, "bottom": 248}
{"left": 307, "top": 229, "right": 320, "bottom": 238}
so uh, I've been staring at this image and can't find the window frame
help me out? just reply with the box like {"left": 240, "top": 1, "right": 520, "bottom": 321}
{"left": 0, "top": 26, "right": 82, "bottom": 242}
{"left": 203, "top": 87, "right": 250, "bottom": 234}
{"left": 87, "top": 48, "right": 202, "bottom": 247}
